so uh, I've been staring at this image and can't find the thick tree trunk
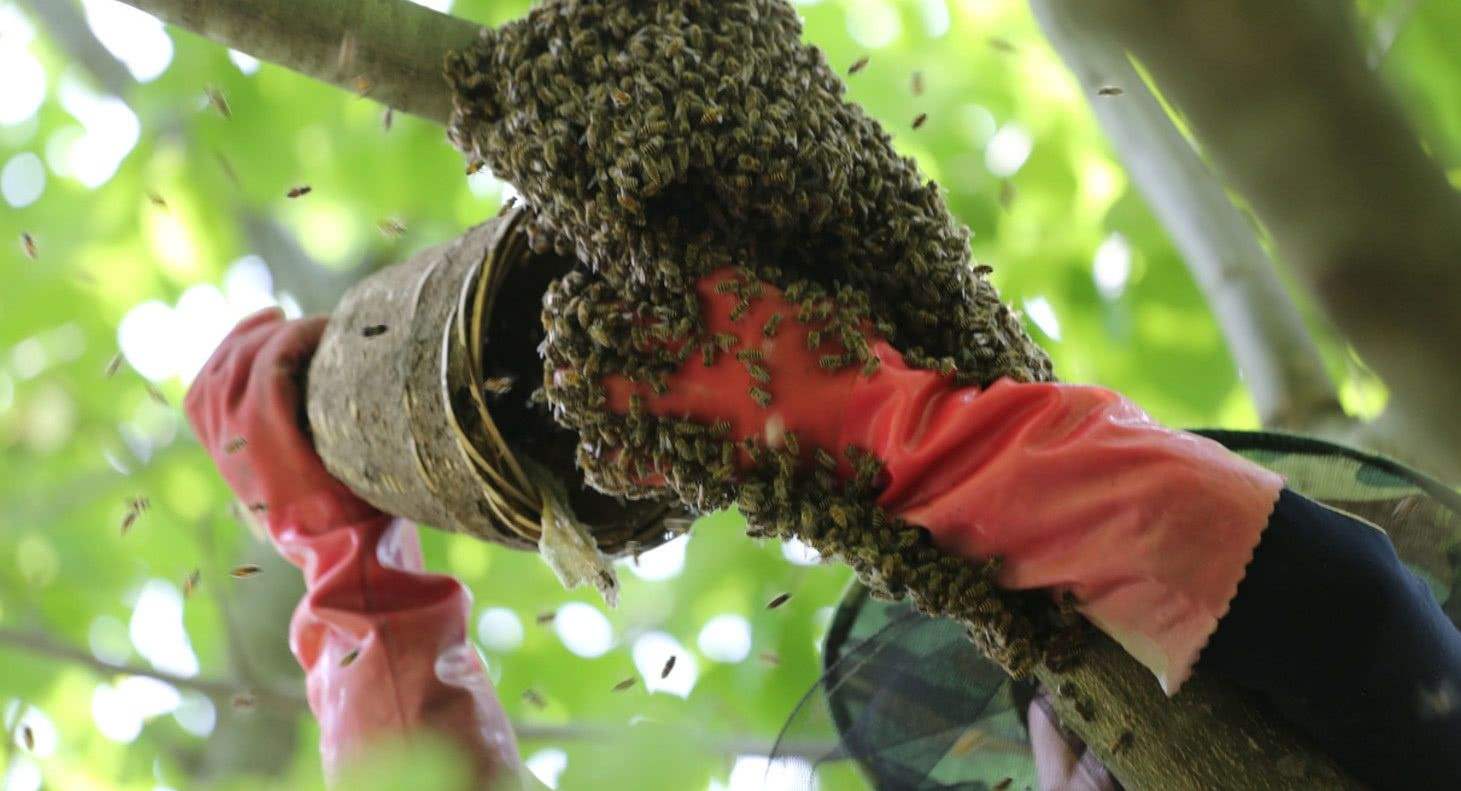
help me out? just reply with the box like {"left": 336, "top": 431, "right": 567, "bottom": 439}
{"left": 1032, "top": 636, "right": 1358, "bottom": 790}
{"left": 115, "top": 0, "right": 1370, "bottom": 787}
{"left": 1030, "top": 0, "right": 1345, "bottom": 434}
{"left": 1049, "top": 0, "right": 1461, "bottom": 484}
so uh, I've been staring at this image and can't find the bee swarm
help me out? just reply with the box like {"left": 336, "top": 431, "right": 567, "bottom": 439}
{"left": 446, "top": 0, "right": 1070, "bottom": 675}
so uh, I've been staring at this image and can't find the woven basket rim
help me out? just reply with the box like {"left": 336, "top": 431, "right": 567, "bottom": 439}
{"left": 443, "top": 204, "right": 677, "bottom": 552}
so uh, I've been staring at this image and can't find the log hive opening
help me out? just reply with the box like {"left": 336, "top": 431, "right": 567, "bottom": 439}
{"left": 306, "top": 205, "right": 681, "bottom": 556}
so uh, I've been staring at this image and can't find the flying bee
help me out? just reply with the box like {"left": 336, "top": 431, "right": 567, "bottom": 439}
{"left": 1097, "top": 85, "right": 1124, "bottom": 97}
{"left": 205, "top": 86, "right": 232, "bottom": 118}
{"left": 828, "top": 505, "right": 851, "bottom": 529}
{"left": 714, "top": 278, "right": 741, "bottom": 294}
{"left": 465, "top": 158, "right": 486, "bottom": 176}
{"left": 805, "top": 330, "right": 822, "bottom": 351}
{"left": 339, "top": 647, "right": 361, "bottom": 667}
{"left": 911, "top": 70, "right": 924, "bottom": 96}
{"left": 146, "top": 191, "right": 168, "bottom": 210}
{"left": 536, "top": 611, "right": 556, "bottom": 625}
{"left": 712, "top": 419, "right": 732, "bottom": 437}
{"left": 21, "top": 725, "right": 34, "bottom": 751}
{"left": 819, "top": 354, "right": 844, "bottom": 370}
{"left": 104, "top": 353, "right": 124, "bottom": 378}
{"left": 814, "top": 448, "right": 837, "bottom": 470}
{"left": 912, "top": 113, "right": 928, "bottom": 130}
{"left": 183, "top": 569, "right": 202, "bottom": 598}
{"left": 248, "top": 502, "right": 268, "bottom": 513}
{"left": 521, "top": 689, "right": 547, "bottom": 709}
{"left": 747, "top": 363, "right": 770, "bottom": 382}
{"left": 715, "top": 332, "right": 739, "bottom": 351}
{"left": 660, "top": 656, "right": 676, "bottom": 678}
{"left": 225, "top": 436, "right": 248, "bottom": 454}
{"left": 617, "top": 192, "right": 641, "bottom": 213}
{"left": 999, "top": 180, "right": 1017, "bottom": 209}
{"left": 361, "top": 324, "right": 388, "bottom": 338}
{"left": 120, "top": 509, "right": 139, "bottom": 535}
{"left": 20, "top": 232, "right": 37, "bottom": 259}
{"left": 230, "top": 564, "right": 262, "bottom": 579}
{"left": 847, "top": 55, "right": 870, "bottom": 75}
{"left": 749, "top": 386, "right": 772, "bottom": 408}
{"left": 381, "top": 106, "right": 394, "bottom": 131}
{"left": 611, "top": 676, "right": 636, "bottom": 692}
{"left": 766, "top": 592, "right": 792, "bottom": 609}
{"left": 481, "top": 376, "right": 515, "bottom": 396}
{"left": 701, "top": 343, "right": 717, "bottom": 367}
{"left": 377, "top": 217, "right": 407, "bottom": 238}
{"left": 352, "top": 75, "right": 372, "bottom": 96}
{"left": 231, "top": 692, "right": 256, "bottom": 711}
{"left": 287, "top": 185, "right": 312, "bottom": 198}
{"left": 145, "top": 382, "right": 169, "bottom": 406}
{"left": 758, "top": 651, "right": 780, "bottom": 666}
{"left": 734, "top": 349, "right": 764, "bottom": 363}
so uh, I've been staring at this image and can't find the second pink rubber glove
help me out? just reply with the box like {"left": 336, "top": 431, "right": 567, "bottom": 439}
{"left": 185, "top": 309, "right": 523, "bottom": 786}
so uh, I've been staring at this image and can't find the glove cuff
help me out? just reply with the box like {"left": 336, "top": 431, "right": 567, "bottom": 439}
{"left": 840, "top": 368, "right": 1284, "bottom": 694}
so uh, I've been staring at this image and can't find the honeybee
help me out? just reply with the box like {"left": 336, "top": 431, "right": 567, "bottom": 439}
{"left": 205, "top": 86, "right": 232, "bottom": 119}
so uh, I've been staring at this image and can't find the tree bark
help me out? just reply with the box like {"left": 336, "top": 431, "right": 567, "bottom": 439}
{"left": 104, "top": 1, "right": 1373, "bottom": 787}
{"left": 1052, "top": 0, "right": 1461, "bottom": 484}
{"left": 1031, "top": 636, "right": 1358, "bottom": 790}
{"left": 115, "top": 0, "right": 481, "bottom": 123}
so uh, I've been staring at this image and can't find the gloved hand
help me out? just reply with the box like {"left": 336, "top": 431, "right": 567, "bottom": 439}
{"left": 185, "top": 308, "right": 523, "bottom": 786}
{"left": 604, "top": 270, "right": 1283, "bottom": 694}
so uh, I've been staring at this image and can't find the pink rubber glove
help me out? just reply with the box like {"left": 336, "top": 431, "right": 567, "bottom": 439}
{"left": 185, "top": 308, "right": 523, "bottom": 786}
{"left": 605, "top": 270, "right": 1283, "bottom": 694}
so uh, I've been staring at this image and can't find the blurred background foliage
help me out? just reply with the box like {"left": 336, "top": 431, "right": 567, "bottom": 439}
{"left": 1, "top": 0, "right": 1457, "bottom": 789}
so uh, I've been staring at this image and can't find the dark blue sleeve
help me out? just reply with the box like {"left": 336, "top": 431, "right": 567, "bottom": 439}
{"left": 1198, "top": 488, "right": 1461, "bottom": 789}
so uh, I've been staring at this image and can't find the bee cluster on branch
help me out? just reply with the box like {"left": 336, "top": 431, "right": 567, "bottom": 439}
{"left": 445, "top": 0, "right": 1073, "bottom": 674}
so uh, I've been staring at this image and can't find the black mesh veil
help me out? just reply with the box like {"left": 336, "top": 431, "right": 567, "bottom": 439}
{"left": 772, "top": 430, "right": 1461, "bottom": 790}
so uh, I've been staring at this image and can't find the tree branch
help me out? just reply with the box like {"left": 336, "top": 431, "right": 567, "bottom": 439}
{"left": 114, "top": 0, "right": 482, "bottom": 123}
{"left": 511, "top": 724, "right": 837, "bottom": 763}
{"left": 0, "top": 626, "right": 834, "bottom": 761}
{"left": 20, "top": 0, "right": 132, "bottom": 96}
{"left": 1031, "top": 0, "right": 1345, "bottom": 434}
{"left": 0, "top": 626, "right": 304, "bottom": 712}
{"left": 1056, "top": 0, "right": 1461, "bottom": 483}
